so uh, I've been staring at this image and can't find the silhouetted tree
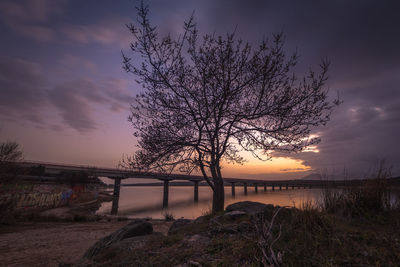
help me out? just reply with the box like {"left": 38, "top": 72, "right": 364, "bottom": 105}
{"left": 122, "top": 3, "right": 338, "bottom": 213}
{"left": 0, "top": 141, "right": 23, "bottom": 183}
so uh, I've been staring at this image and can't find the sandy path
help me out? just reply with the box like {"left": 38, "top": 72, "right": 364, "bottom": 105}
{"left": 0, "top": 220, "right": 172, "bottom": 267}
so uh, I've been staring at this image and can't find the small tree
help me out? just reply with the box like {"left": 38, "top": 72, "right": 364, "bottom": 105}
{"left": 122, "top": 3, "right": 338, "bottom": 213}
{"left": 0, "top": 141, "right": 23, "bottom": 183}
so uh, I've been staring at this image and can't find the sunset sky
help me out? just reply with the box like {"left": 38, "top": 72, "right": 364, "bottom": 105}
{"left": 1, "top": 0, "right": 399, "bottom": 179}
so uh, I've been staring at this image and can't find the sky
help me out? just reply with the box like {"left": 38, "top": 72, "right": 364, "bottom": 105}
{"left": 0, "top": 0, "right": 399, "bottom": 179}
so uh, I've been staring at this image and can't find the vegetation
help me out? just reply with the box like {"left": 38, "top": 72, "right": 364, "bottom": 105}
{"left": 163, "top": 211, "right": 175, "bottom": 221}
{"left": 321, "top": 163, "right": 394, "bottom": 218}
{"left": 0, "top": 140, "right": 23, "bottom": 183}
{"left": 122, "top": 2, "right": 338, "bottom": 213}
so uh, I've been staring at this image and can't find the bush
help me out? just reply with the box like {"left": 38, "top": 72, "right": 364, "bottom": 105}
{"left": 321, "top": 162, "right": 393, "bottom": 218}
{"left": 163, "top": 211, "right": 174, "bottom": 221}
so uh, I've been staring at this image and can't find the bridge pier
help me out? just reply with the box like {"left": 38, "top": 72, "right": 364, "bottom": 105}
{"left": 286, "top": 184, "right": 288, "bottom": 190}
{"left": 193, "top": 180, "right": 199, "bottom": 202}
{"left": 231, "top": 182, "right": 236, "bottom": 197}
{"left": 254, "top": 184, "right": 258, "bottom": 193}
{"left": 264, "top": 184, "right": 267, "bottom": 192}
{"left": 272, "top": 185, "right": 275, "bottom": 191}
{"left": 279, "top": 185, "right": 282, "bottom": 190}
{"left": 243, "top": 183, "right": 248, "bottom": 195}
{"left": 163, "top": 180, "right": 169, "bottom": 209}
{"left": 111, "top": 177, "right": 121, "bottom": 215}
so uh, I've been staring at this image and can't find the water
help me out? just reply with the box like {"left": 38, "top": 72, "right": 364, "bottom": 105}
{"left": 97, "top": 186, "right": 322, "bottom": 219}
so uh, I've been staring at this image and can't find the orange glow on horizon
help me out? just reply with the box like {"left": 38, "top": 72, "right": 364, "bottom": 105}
{"left": 222, "top": 156, "right": 312, "bottom": 176}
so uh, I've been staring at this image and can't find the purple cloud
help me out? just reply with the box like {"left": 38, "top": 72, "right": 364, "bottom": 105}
{"left": 0, "top": 56, "right": 47, "bottom": 125}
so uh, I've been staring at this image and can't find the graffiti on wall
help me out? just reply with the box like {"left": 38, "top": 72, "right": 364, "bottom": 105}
{"left": 0, "top": 183, "right": 97, "bottom": 209}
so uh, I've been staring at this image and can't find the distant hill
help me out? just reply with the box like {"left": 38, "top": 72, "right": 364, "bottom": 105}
{"left": 300, "top": 173, "right": 323, "bottom": 180}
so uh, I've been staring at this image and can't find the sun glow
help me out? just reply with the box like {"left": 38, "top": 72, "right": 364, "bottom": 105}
{"left": 222, "top": 156, "right": 312, "bottom": 177}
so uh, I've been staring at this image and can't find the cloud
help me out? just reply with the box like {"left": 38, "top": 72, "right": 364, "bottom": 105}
{"left": 280, "top": 168, "right": 308, "bottom": 172}
{"left": 0, "top": 56, "right": 47, "bottom": 125}
{"left": 61, "top": 55, "right": 97, "bottom": 73}
{"left": 0, "top": 0, "right": 66, "bottom": 22}
{"left": 60, "top": 17, "right": 132, "bottom": 48}
{"left": 0, "top": 0, "right": 131, "bottom": 47}
{"left": 0, "top": 55, "right": 134, "bottom": 133}
{"left": 102, "top": 78, "right": 135, "bottom": 111}
{"left": 272, "top": 72, "right": 400, "bottom": 178}
{"left": 47, "top": 78, "right": 134, "bottom": 133}
{"left": 0, "top": 0, "right": 66, "bottom": 42}
{"left": 48, "top": 80, "right": 99, "bottom": 133}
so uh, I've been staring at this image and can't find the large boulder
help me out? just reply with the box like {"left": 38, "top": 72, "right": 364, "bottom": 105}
{"left": 224, "top": 210, "right": 247, "bottom": 220}
{"left": 83, "top": 220, "right": 153, "bottom": 259}
{"left": 168, "top": 218, "right": 193, "bottom": 235}
{"left": 225, "top": 201, "right": 274, "bottom": 215}
{"left": 38, "top": 207, "right": 75, "bottom": 221}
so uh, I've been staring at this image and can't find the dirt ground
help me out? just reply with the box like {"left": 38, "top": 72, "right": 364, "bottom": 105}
{"left": 0, "top": 220, "right": 173, "bottom": 267}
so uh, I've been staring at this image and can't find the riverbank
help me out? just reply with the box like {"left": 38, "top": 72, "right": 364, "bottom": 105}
{"left": 1, "top": 200, "right": 400, "bottom": 266}
{"left": 81, "top": 201, "right": 400, "bottom": 266}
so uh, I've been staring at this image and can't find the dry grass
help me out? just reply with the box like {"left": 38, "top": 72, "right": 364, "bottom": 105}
{"left": 320, "top": 162, "right": 395, "bottom": 218}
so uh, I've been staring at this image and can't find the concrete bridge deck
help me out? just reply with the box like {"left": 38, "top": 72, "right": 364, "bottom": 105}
{"left": 17, "top": 161, "right": 399, "bottom": 215}
{"left": 19, "top": 160, "right": 332, "bottom": 186}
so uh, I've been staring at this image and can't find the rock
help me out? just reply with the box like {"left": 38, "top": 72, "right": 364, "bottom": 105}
{"left": 186, "top": 234, "right": 210, "bottom": 244}
{"left": 107, "top": 232, "right": 163, "bottom": 254}
{"left": 38, "top": 207, "right": 74, "bottom": 221}
{"left": 83, "top": 220, "right": 153, "bottom": 259}
{"left": 225, "top": 201, "right": 274, "bottom": 215}
{"left": 168, "top": 218, "right": 193, "bottom": 235}
{"left": 175, "top": 261, "right": 203, "bottom": 267}
{"left": 187, "top": 260, "right": 202, "bottom": 266}
{"left": 236, "top": 221, "right": 253, "bottom": 233}
{"left": 193, "top": 215, "right": 208, "bottom": 224}
{"left": 209, "top": 224, "right": 237, "bottom": 236}
{"left": 224, "top": 210, "right": 247, "bottom": 219}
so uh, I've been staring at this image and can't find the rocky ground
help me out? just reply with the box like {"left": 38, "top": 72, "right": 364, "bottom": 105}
{"left": 0, "top": 219, "right": 173, "bottom": 267}
{"left": 2, "top": 201, "right": 400, "bottom": 266}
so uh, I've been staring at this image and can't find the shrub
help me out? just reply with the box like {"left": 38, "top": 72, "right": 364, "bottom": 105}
{"left": 163, "top": 211, "right": 174, "bottom": 221}
{"left": 320, "top": 162, "right": 393, "bottom": 218}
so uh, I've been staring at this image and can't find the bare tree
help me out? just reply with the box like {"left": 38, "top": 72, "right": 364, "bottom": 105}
{"left": 0, "top": 141, "right": 23, "bottom": 183}
{"left": 122, "top": 3, "right": 338, "bottom": 213}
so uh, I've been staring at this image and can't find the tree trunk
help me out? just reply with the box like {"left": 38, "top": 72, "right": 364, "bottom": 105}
{"left": 212, "top": 179, "right": 225, "bottom": 213}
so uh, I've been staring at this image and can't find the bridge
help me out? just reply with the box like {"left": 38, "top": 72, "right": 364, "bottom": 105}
{"left": 17, "top": 161, "right": 394, "bottom": 215}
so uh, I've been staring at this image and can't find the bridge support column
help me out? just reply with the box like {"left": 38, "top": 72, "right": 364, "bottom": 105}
{"left": 279, "top": 185, "right": 282, "bottom": 190}
{"left": 286, "top": 184, "right": 288, "bottom": 190}
{"left": 193, "top": 180, "right": 199, "bottom": 202}
{"left": 231, "top": 182, "right": 236, "bottom": 197}
{"left": 163, "top": 180, "right": 169, "bottom": 209}
{"left": 244, "top": 183, "right": 248, "bottom": 195}
{"left": 264, "top": 184, "right": 267, "bottom": 192}
{"left": 292, "top": 185, "right": 295, "bottom": 190}
{"left": 254, "top": 184, "right": 258, "bottom": 193}
{"left": 111, "top": 178, "right": 121, "bottom": 215}
{"left": 272, "top": 185, "right": 275, "bottom": 191}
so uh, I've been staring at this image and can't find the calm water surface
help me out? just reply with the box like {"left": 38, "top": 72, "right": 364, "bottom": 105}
{"left": 97, "top": 186, "right": 323, "bottom": 219}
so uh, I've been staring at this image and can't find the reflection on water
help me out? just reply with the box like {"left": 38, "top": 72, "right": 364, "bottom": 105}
{"left": 97, "top": 186, "right": 322, "bottom": 219}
